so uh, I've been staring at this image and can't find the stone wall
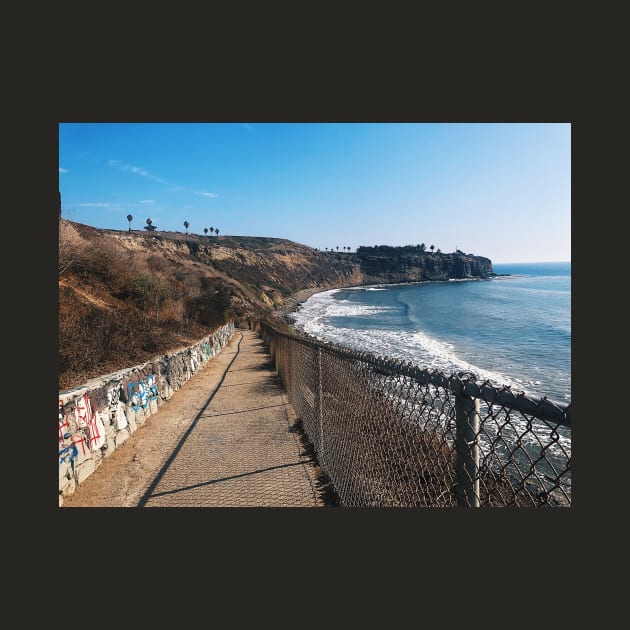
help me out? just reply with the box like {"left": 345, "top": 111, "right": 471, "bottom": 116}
{"left": 58, "top": 321, "right": 235, "bottom": 506}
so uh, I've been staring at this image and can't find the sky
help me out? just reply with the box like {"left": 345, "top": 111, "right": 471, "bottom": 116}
{"left": 58, "top": 122, "right": 571, "bottom": 264}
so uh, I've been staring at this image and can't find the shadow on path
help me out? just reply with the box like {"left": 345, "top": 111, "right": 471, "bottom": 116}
{"left": 147, "top": 461, "right": 313, "bottom": 499}
{"left": 136, "top": 332, "right": 244, "bottom": 508}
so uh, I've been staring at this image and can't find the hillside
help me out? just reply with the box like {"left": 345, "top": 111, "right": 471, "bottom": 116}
{"left": 58, "top": 220, "right": 494, "bottom": 390}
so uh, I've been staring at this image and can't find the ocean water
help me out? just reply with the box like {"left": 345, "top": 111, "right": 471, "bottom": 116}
{"left": 289, "top": 261, "right": 571, "bottom": 405}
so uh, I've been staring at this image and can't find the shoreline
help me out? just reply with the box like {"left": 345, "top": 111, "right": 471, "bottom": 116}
{"left": 274, "top": 286, "right": 334, "bottom": 323}
{"left": 272, "top": 275, "right": 498, "bottom": 324}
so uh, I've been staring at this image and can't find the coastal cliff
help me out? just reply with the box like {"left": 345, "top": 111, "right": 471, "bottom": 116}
{"left": 59, "top": 220, "right": 494, "bottom": 388}
{"left": 355, "top": 251, "right": 493, "bottom": 284}
{"left": 197, "top": 239, "right": 495, "bottom": 302}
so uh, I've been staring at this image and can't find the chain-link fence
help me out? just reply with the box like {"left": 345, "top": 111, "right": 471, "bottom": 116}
{"left": 255, "top": 320, "right": 571, "bottom": 507}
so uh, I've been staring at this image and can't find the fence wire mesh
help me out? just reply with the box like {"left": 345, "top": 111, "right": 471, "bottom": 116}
{"left": 255, "top": 320, "right": 571, "bottom": 507}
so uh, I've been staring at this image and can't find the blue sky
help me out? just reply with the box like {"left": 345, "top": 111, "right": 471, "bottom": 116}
{"left": 58, "top": 122, "right": 570, "bottom": 264}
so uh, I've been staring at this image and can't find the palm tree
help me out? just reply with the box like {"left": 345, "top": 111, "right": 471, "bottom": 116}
{"left": 430, "top": 244, "right": 435, "bottom": 254}
{"left": 210, "top": 226, "right": 214, "bottom": 235}
{"left": 204, "top": 227, "right": 208, "bottom": 239}
{"left": 184, "top": 220, "right": 190, "bottom": 240}
{"left": 215, "top": 228, "right": 219, "bottom": 237}
{"left": 419, "top": 243, "right": 426, "bottom": 252}
{"left": 336, "top": 246, "right": 339, "bottom": 252}
{"left": 144, "top": 217, "right": 155, "bottom": 231}
{"left": 126, "top": 214, "right": 133, "bottom": 233}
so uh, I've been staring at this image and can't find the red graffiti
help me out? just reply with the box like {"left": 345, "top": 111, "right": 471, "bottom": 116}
{"left": 74, "top": 394, "right": 94, "bottom": 428}
{"left": 72, "top": 393, "right": 104, "bottom": 451}
{"left": 71, "top": 433, "right": 88, "bottom": 455}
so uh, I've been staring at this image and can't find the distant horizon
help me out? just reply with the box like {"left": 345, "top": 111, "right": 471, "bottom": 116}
{"left": 59, "top": 123, "right": 570, "bottom": 265}
{"left": 492, "top": 260, "right": 571, "bottom": 265}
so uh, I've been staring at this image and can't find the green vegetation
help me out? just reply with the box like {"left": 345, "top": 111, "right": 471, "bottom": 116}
{"left": 356, "top": 244, "right": 445, "bottom": 255}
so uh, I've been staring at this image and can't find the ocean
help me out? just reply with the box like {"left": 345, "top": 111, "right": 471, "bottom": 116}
{"left": 288, "top": 261, "right": 571, "bottom": 405}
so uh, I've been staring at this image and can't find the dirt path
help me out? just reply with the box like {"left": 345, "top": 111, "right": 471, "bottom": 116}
{"left": 61, "top": 329, "right": 327, "bottom": 508}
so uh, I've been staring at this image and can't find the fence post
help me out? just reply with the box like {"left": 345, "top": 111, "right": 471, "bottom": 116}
{"left": 455, "top": 375, "right": 480, "bottom": 507}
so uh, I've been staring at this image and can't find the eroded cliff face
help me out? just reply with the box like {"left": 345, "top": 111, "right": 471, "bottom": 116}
{"left": 197, "top": 244, "right": 494, "bottom": 305}
{"left": 355, "top": 252, "right": 494, "bottom": 284}
{"left": 104, "top": 228, "right": 494, "bottom": 310}
{"left": 67, "top": 223, "right": 494, "bottom": 316}
{"left": 202, "top": 241, "right": 365, "bottom": 295}
{"left": 59, "top": 221, "right": 495, "bottom": 388}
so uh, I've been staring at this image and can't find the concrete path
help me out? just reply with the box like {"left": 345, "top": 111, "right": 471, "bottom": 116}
{"left": 62, "top": 329, "right": 325, "bottom": 508}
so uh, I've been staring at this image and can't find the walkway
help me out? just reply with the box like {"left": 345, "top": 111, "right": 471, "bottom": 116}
{"left": 62, "top": 329, "right": 325, "bottom": 508}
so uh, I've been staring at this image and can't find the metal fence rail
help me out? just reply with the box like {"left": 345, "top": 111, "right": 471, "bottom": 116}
{"left": 255, "top": 320, "right": 571, "bottom": 507}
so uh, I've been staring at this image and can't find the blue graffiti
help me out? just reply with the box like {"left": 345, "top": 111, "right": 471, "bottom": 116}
{"left": 201, "top": 341, "right": 211, "bottom": 359}
{"left": 126, "top": 380, "right": 141, "bottom": 411}
{"left": 59, "top": 443, "right": 78, "bottom": 464}
{"left": 127, "top": 375, "right": 159, "bottom": 411}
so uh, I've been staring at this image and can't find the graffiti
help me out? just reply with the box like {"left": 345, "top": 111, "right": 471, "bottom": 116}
{"left": 59, "top": 443, "right": 78, "bottom": 464}
{"left": 59, "top": 392, "right": 107, "bottom": 467}
{"left": 112, "top": 404, "right": 128, "bottom": 430}
{"left": 59, "top": 400, "right": 76, "bottom": 463}
{"left": 106, "top": 384, "right": 127, "bottom": 430}
{"left": 144, "top": 374, "right": 158, "bottom": 408}
{"left": 71, "top": 393, "right": 105, "bottom": 451}
{"left": 201, "top": 340, "right": 212, "bottom": 360}
{"left": 58, "top": 424, "right": 88, "bottom": 464}
{"left": 126, "top": 373, "right": 159, "bottom": 411}
{"left": 59, "top": 399, "right": 70, "bottom": 444}
{"left": 72, "top": 433, "right": 88, "bottom": 456}
{"left": 88, "top": 415, "right": 106, "bottom": 451}
{"left": 107, "top": 384, "right": 122, "bottom": 407}
{"left": 59, "top": 321, "right": 234, "bottom": 493}
{"left": 74, "top": 393, "right": 93, "bottom": 428}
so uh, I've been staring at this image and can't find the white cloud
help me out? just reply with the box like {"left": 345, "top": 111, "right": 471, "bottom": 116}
{"left": 108, "top": 160, "right": 218, "bottom": 197}
{"left": 108, "top": 159, "right": 170, "bottom": 184}
{"left": 140, "top": 199, "right": 155, "bottom": 204}
{"left": 59, "top": 167, "right": 69, "bottom": 173}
